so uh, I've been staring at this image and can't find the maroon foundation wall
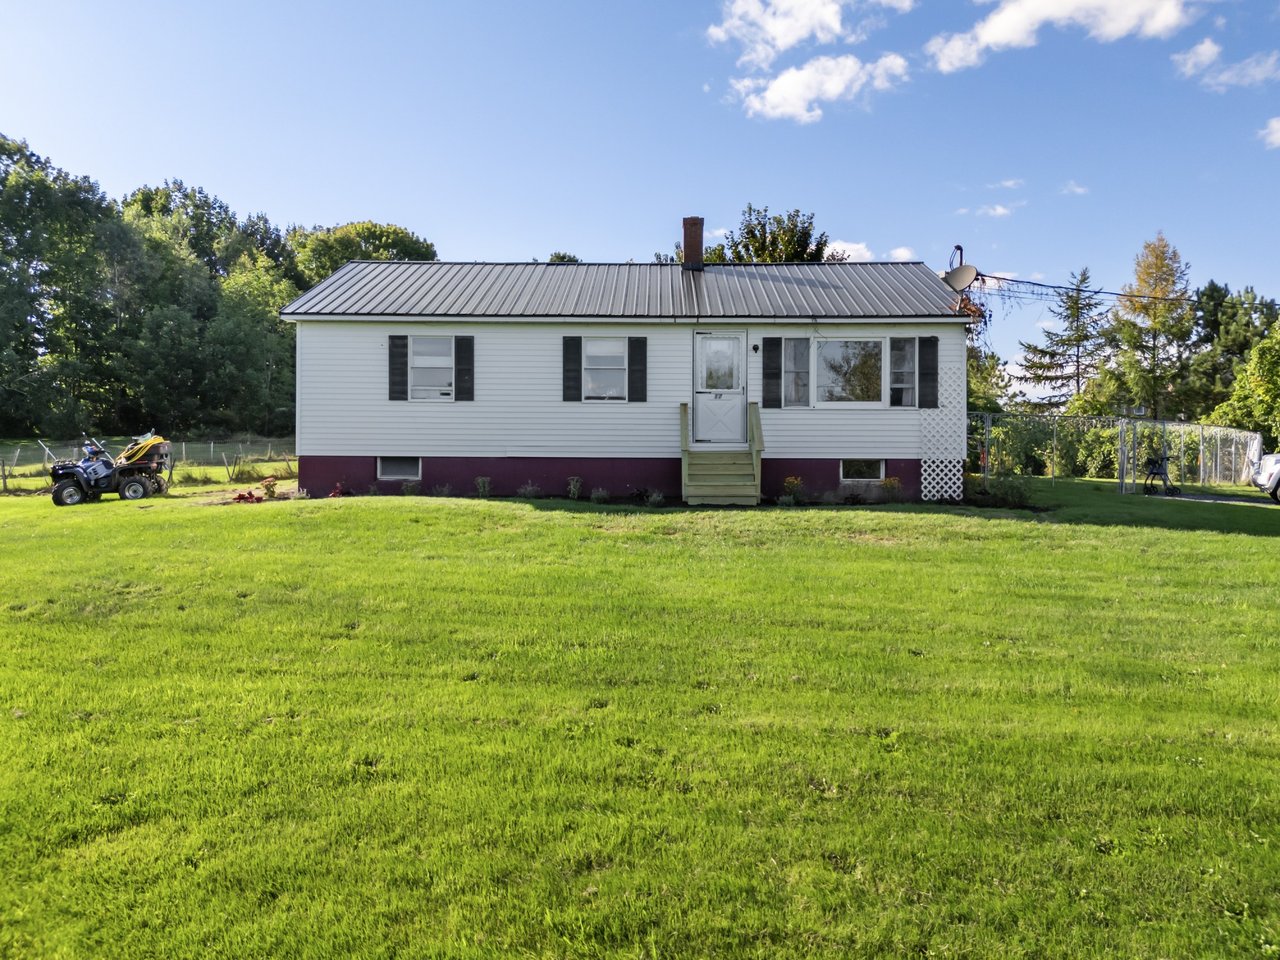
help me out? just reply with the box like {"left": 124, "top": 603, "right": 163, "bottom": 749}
{"left": 761, "top": 458, "right": 922, "bottom": 500}
{"left": 302, "top": 455, "right": 925, "bottom": 501}
{"left": 299, "top": 456, "right": 683, "bottom": 499}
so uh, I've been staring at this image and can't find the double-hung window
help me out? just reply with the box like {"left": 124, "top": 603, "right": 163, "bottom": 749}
{"left": 563, "top": 336, "right": 647, "bottom": 403}
{"left": 889, "top": 337, "right": 916, "bottom": 407}
{"left": 388, "top": 334, "right": 473, "bottom": 402}
{"left": 411, "top": 336, "right": 454, "bottom": 400}
{"left": 783, "top": 338, "right": 810, "bottom": 407}
{"left": 583, "top": 337, "right": 627, "bottom": 401}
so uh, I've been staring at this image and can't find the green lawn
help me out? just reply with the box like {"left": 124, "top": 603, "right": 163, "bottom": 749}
{"left": 2, "top": 483, "right": 1278, "bottom": 958}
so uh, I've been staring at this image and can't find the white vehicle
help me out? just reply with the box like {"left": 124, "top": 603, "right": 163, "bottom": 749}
{"left": 1251, "top": 453, "right": 1280, "bottom": 503}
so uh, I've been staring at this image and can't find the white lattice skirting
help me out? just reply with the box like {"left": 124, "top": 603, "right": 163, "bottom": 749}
{"left": 921, "top": 459, "right": 964, "bottom": 501}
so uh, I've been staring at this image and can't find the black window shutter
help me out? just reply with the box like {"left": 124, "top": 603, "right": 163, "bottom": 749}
{"left": 919, "top": 336, "right": 939, "bottom": 409}
{"left": 389, "top": 335, "right": 408, "bottom": 401}
{"left": 627, "top": 337, "right": 647, "bottom": 403}
{"left": 562, "top": 336, "right": 582, "bottom": 401}
{"left": 762, "top": 337, "right": 782, "bottom": 409}
{"left": 454, "top": 336, "right": 474, "bottom": 401}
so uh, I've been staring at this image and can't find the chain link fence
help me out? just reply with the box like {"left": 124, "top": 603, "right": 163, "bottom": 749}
{"left": 967, "top": 413, "right": 1263, "bottom": 491}
{"left": 0, "top": 437, "right": 296, "bottom": 492}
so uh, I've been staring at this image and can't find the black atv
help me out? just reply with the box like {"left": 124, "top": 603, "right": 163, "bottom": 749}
{"left": 49, "top": 433, "right": 172, "bottom": 506}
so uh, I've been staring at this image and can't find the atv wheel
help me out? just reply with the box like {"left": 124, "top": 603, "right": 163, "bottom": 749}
{"left": 52, "top": 480, "right": 86, "bottom": 506}
{"left": 1270, "top": 486, "right": 1279, "bottom": 504}
{"left": 119, "top": 477, "right": 151, "bottom": 501}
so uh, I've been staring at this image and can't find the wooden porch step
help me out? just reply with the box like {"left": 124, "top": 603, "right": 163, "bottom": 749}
{"left": 684, "top": 482, "right": 760, "bottom": 497}
{"left": 686, "top": 495, "right": 759, "bottom": 506}
{"left": 686, "top": 461, "right": 758, "bottom": 476}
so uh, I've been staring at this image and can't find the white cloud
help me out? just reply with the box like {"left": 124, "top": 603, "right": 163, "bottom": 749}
{"left": 888, "top": 246, "right": 916, "bottom": 260}
{"left": 1172, "top": 37, "right": 1221, "bottom": 76}
{"left": 989, "top": 178, "right": 1024, "bottom": 189}
{"left": 1061, "top": 179, "right": 1089, "bottom": 195}
{"left": 708, "top": 0, "right": 915, "bottom": 70}
{"left": 709, "top": 0, "right": 848, "bottom": 70}
{"left": 954, "top": 207, "right": 971, "bottom": 215}
{"left": 1029, "top": 271, "right": 1046, "bottom": 281}
{"left": 1036, "top": 318, "right": 1056, "bottom": 331}
{"left": 1202, "top": 51, "right": 1280, "bottom": 91}
{"left": 828, "top": 239, "right": 875, "bottom": 260}
{"left": 977, "top": 203, "right": 1014, "bottom": 217}
{"left": 926, "top": 0, "right": 1195, "bottom": 73}
{"left": 736, "top": 52, "right": 908, "bottom": 122}
{"left": 1261, "top": 117, "right": 1280, "bottom": 149}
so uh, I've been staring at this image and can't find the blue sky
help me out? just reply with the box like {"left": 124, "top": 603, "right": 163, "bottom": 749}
{"left": 2, "top": 0, "right": 1278, "bottom": 362}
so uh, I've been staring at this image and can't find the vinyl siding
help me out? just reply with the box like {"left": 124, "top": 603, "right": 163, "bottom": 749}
{"left": 295, "top": 320, "right": 967, "bottom": 460}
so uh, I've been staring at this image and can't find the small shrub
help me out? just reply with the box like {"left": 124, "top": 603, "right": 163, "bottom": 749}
{"left": 262, "top": 476, "right": 278, "bottom": 499}
{"left": 516, "top": 481, "right": 541, "bottom": 499}
{"left": 880, "top": 476, "right": 904, "bottom": 502}
{"left": 646, "top": 490, "right": 665, "bottom": 508}
{"left": 589, "top": 487, "right": 609, "bottom": 504}
{"left": 963, "top": 474, "right": 1031, "bottom": 509}
{"left": 367, "top": 484, "right": 382, "bottom": 496}
{"left": 776, "top": 494, "right": 797, "bottom": 508}
{"left": 474, "top": 476, "right": 491, "bottom": 498}
{"left": 430, "top": 483, "right": 452, "bottom": 497}
{"left": 400, "top": 480, "right": 420, "bottom": 496}
{"left": 782, "top": 475, "right": 806, "bottom": 500}
{"left": 567, "top": 476, "right": 583, "bottom": 500}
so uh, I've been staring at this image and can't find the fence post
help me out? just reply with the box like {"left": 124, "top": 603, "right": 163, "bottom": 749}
{"left": 983, "top": 413, "right": 991, "bottom": 488}
{"left": 1117, "top": 420, "right": 1125, "bottom": 493}
{"left": 1049, "top": 419, "right": 1059, "bottom": 483}
{"left": 1199, "top": 425, "right": 1205, "bottom": 485}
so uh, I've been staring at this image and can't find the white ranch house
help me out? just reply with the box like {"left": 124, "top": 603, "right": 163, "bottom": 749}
{"left": 283, "top": 218, "right": 971, "bottom": 504}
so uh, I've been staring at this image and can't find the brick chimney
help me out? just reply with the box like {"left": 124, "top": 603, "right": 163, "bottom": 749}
{"left": 682, "top": 216, "right": 704, "bottom": 271}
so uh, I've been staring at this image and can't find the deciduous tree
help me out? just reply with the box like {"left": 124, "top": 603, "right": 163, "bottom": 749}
{"left": 290, "top": 221, "right": 437, "bottom": 287}
{"left": 1108, "top": 232, "right": 1194, "bottom": 420}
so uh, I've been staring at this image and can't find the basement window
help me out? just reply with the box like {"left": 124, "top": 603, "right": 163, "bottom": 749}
{"left": 840, "top": 459, "right": 884, "bottom": 482}
{"left": 377, "top": 457, "right": 421, "bottom": 481}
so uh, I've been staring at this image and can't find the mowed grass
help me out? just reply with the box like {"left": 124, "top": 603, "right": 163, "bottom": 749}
{"left": 1, "top": 484, "right": 1278, "bottom": 958}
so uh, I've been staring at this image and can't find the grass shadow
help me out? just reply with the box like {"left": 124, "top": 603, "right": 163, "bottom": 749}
{"left": 970, "top": 476, "right": 1280, "bottom": 538}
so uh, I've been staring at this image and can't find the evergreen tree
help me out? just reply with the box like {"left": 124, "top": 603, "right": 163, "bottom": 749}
{"left": 1182, "top": 281, "right": 1277, "bottom": 420}
{"left": 1017, "top": 267, "right": 1106, "bottom": 407}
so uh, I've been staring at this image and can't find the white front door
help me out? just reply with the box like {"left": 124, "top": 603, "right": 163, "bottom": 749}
{"left": 693, "top": 331, "right": 747, "bottom": 443}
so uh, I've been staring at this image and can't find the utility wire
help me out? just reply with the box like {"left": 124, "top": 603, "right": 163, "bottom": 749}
{"left": 973, "top": 272, "right": 1277, "bottom": 311}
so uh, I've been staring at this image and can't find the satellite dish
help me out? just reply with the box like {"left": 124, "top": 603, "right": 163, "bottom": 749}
{"left": 943, "top": 264, "right": 978, "bottom": 292}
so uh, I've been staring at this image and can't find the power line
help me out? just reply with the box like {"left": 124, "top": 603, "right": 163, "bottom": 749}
{"left": 973, "top": 272, "right": 1277, "bottom": 312}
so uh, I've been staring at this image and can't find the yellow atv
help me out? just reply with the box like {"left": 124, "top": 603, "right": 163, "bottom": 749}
{"left": 49, "top": 432, "right": 172, "bottom": 506}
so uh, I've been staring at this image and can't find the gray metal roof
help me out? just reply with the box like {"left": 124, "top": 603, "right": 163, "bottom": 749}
{"left": 281, "top": 260, "right": 964, "bottom": 320}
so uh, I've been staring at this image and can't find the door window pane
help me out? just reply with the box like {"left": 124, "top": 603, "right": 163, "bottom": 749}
{"left": 701, "top": 338, "right": 739, "bottom": 390}
{"left": 817, "top": 340, "right": 882, "bottom": 402}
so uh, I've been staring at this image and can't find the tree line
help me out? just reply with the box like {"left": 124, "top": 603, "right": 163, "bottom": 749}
{"left": 5, "top": 133, "right": 1276, "bottom": 445}
{"left": 1, "top": 134, "right": 436, "bottom": 437}
{"left": 1005, "top": 232, "right": 1279, "bottom": 444}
